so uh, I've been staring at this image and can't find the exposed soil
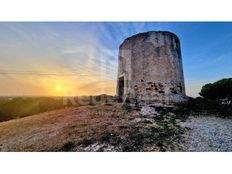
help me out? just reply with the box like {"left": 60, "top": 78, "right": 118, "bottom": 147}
{"left": 0, "top": 104, "right": 185, "bottom": 152}
{"left": 0, "top": 104, "right": 231, "bottom": 152}
{"left": 0, "top": 104, "right": 133, "bottom": 151}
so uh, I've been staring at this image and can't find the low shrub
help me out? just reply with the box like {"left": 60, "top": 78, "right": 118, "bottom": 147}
{"left": 122, "top": 98, "right": 131, "bottom": 110}
{"left": 61, "top": 141, "right": 75, "bottom": 152}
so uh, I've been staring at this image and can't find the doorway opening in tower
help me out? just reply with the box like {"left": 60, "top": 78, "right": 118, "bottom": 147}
{"left": 118, "top": 76, "right": 124, "bottom": 100}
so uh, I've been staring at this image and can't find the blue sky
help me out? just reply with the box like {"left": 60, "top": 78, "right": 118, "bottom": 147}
{"left": 0, "top": 22, "right": 231, "bottom": 96}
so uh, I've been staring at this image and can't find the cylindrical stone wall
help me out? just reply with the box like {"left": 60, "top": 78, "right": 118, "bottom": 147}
{"left": 116, "top": 31, "right": 187, "bottom": 105}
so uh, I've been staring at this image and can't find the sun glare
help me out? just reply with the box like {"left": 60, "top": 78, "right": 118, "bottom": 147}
{"left": 55, "top": 85, "right": 62, "bottom": 92}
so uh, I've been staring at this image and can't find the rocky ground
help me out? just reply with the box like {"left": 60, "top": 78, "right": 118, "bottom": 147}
{"left": 0, "top": 104, "right": 231, "bottom": 152}
{"left": 179, "top": 116, "right": 232, "bottom": 152}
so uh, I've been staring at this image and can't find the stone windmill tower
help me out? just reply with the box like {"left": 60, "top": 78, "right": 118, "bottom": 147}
{"left": 116, "top": 31, "right": 187, "bottom": 105}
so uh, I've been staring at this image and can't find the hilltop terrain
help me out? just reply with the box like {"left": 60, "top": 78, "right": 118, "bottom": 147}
{"left": 0, "top": 104, "right": 231, "bottom": 152}
{"left": 0, "top": 104, "right": 181, "bottom": 151}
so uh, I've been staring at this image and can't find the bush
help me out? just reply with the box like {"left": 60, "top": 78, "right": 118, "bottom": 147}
{"left": 79, "top": 138, "right": 94, "bottom": 147}
{"left": 61, "top": 141, "right": 75, "bottom": 151}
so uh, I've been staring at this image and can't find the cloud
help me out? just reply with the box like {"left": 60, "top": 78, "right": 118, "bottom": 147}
{"left": 0, "top": 23, "right": 120, "bottom": 96}
{"left": 2, "top": 22, "right": 231, "bottom": 97}
{"left": 62, "top": 48, "right": 83, "bottom": 54}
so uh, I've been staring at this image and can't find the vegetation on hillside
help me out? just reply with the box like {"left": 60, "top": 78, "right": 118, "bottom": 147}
{"left": 0, "top": 95, "right": 112, "bottom": 122}
{"left": 0, "top": 97, "right": 68, "bottom": 122}
{"left": 188, "top": 78, "right": 232, "bottom": 116}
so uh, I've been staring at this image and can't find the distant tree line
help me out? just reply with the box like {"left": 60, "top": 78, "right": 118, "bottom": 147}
{"left": 0, "top": 95, "right": 113, "bottom": 122}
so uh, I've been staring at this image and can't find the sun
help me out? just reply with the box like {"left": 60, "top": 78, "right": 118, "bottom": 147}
{"left": 55, "top": 85, "right": 62, "bottom": 92}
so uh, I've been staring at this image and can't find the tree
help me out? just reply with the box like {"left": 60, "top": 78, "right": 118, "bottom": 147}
{"left": 200, "top": 78, "right": 232, "bottom": 106}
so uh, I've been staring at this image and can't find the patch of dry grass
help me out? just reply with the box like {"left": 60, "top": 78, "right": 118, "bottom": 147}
{"left": 0, "top": 104, "right": 185, "bottom": 152}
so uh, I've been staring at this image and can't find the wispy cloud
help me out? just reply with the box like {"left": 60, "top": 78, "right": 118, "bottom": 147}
{"left": 0, "top": 22, "right": 231, "bottom": 97}
{"left": 0, "top": 22, "right": 119, "bottom": 96}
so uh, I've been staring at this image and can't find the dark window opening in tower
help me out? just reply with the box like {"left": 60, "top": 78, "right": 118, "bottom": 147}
{"left": 118, "top": 76, "right": 124, "bottom": 99}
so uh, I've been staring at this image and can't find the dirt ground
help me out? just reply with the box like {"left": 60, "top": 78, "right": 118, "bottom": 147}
{"left": 1, "top": 104, "right": 231, "bottom": 152}
{"left": 0, "top": 104, "right": 140, "bottom": 152}
{"left": 0, "top": 103, "right": 184, "bottom": 152}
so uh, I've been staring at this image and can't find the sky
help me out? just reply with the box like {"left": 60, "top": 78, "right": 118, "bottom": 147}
{"left": 0, "top": 22, "right": 231, "bottom": 97}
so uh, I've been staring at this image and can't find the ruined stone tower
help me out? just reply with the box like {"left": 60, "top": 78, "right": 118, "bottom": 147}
{"left": 116, "top": 31, "right": 187, "bottom": 105}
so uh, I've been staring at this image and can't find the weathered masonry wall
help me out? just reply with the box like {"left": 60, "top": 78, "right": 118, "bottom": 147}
{"left": 116, "top": 31, "right": 187, "bottom": 105}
